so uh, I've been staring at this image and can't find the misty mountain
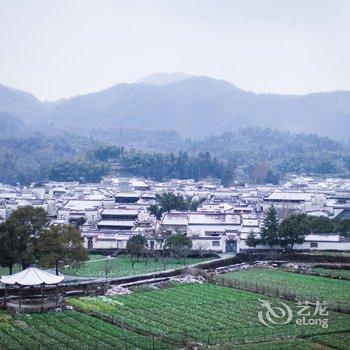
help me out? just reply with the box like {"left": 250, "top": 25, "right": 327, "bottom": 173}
{"left": 1, "top": 76, "right": 350, "bottom": 140}
{"left": 0, "top": 84, "right": 50, "bottom": 121}
{"left": 136, "top": 72, "right": 194, "bottom": 85}
{"left": 0, "top": 112, "right": 25, "bottom": 135}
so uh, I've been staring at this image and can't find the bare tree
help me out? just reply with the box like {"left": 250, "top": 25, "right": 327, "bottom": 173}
{"left": 195, "top": 242, "right": 210, "bottom": 258}
{"left": 103, "top": 257, "right": 116, "bottom": 279}
{"left": 158, "top": 248, "right": 171, "bottom": 270}
{"left": 103, "top": 250, "right": 120, "bottom": 278}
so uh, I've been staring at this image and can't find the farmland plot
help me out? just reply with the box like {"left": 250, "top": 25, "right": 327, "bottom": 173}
{"left": 60, "top": 255, "right": 212, "bottom": 278}
{"left": 68, "top": 283, "right": 350, "bottom": 347}
{"left": 221, "top": 269, "right": 350, "bottom": 307}
{"left": 0, "top": 311, "right": 172, "bottom": 350}
{"left": 231, "top": 338, "right": 331, "bottom": 349}
{"left": 310, "top": 268, "right": 350, "bottom": 280}
{"left": 312, "top": 331, "right": 350, "bottom": 350}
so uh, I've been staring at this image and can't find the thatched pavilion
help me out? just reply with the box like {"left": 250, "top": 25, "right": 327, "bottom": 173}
{"left": 1, "top": 267, "right": 64, "bottom": 312}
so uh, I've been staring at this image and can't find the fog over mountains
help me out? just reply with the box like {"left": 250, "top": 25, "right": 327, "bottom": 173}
{"left": 1, "top": 73, "right": 350, "bottom": 140}
{"left": 0, "top": 73, "right": 350, "bottom": 184}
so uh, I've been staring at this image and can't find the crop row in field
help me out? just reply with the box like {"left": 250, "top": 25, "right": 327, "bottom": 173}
{"left": 306, "top": 251, "right": 350, "bottom": 257}
{"left": 230, "top": 339, "right": 319, "bottom": 350}
{"left": 221, "top": 268, "right": 350, "bottom": 307}
{"left": 310, "top": 268, "right": 350, "bottom": 280}
{"left": 68, "top": 283, "right": 350, "bottom": 347}
{"left": 0, "top": 310, "right": 171, "bottom": 350}
{"left": 226, "top": 333, "right": 350, "bottom": 350}
{"left": 312, "top": 331, "right": 350, "bottom": 350}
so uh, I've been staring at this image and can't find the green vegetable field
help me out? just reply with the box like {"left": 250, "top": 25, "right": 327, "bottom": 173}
{"left": 232, "top": 338, "right": 328, "bottom": 349}
{"left": 221, "top": 268, "right": 350, "bottom": 307}
{"left": 60, "top": 255, "right": 212, "bottom": 278}
{"left": 311, "top": 331, "right": 350, "bottom": 350}
{"left": 230, "top": 335, "right": 350, "bottom": 349}
{"left": 68, "top": 283, "right": 350, "bottom": 347}
{"left": 0, "top": 311, "right": 171, "bottom": 349}
{"left": 310, "top": 268, "right": 350, "bottom": 280}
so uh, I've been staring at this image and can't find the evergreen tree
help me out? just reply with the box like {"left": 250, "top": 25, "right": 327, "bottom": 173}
{"left": 221, "top": 168, "right": 233, "bottom": 187}
{"left": 260, "top": 206, "right": 279, "bottom": 250}
{"left": 0, "top": 223, "right": 17, "bottom": 274}
{"left": 245, "top": 231, "right": 260, "bottom": 253}
{"left": 279, "top": 214, "right": 310, "bottom": 252}
{"left": 148, "top": 192, "right": 204, "bottom": 220}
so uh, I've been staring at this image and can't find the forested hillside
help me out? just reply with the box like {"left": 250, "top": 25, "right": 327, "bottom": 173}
{"left": 1, "top": 77, "right": 350, "bottom": 140}
{"left": 0, "top": 126, "right": 348, "bottom": 185}
{"left": 0, "top": 75, "right": 350, "bottom": 185}
{"left": 0, "top": 84, "right": 50, "bottom": 121}
{"left": 42, "top": 77, "right": 350, "bottom": 140}
{"left": 47, "top": 128, "right": 350, "bottom": 186}
{"left": 0, "top": 132, "right": 94, "bottom": 184}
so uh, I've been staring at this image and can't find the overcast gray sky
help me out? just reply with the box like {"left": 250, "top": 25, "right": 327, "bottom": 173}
{"left": 0, "top": 0, "right": 349, "bottom": 101}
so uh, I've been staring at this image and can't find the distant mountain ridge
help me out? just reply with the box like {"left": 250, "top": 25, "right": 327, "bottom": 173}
{"left": 0, "top": 75, "right": 349, "bottom": 140}
{"left": 0, "top": 84, "right": 50, "bottom": 120}
{"left": 136, "top": 72, "right": 194, "bottom": 85}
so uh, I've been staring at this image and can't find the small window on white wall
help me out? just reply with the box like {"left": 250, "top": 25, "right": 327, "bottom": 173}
{"left": 212, "top": 241, "right": 220, "bottom": 247}
{"left": 310, "top": 242, "right": 318, "bottom": 248}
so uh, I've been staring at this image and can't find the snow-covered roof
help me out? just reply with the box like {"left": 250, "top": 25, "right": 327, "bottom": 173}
{"left": 189, "top": 213, "right": 241, "bottom": 225}
{"left": 1, "top": 267, "right": 64, "bottom": 286}
{"left": 266, "top": 191, "right": 313, "bottom": 201}
{"left": 130, "top": 180, "right": 150, "bottom": 188}
{"left": 64, "top": 199, "right": 102, "bottom": 210}
{"left": 115, "top": 192, "right": 140, "bottom": 198}
{"left": 306, "top": 211, "right": 328, "bottom": 217}
{"left": 199, "top": 203, "right": 234, "bottom": 212}
{"left": 242, "top": 218, "right": 259, "bottom": 227}
{"left": 102, "top": 208, "right": 139, "bottom": 216}
{"left": 97, "top": 220, "right": 135, "bottom": 227}
{"left": 162, "top": 212, "right": 189, "bottom": 226}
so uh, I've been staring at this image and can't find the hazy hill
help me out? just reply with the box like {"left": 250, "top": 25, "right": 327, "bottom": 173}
{"left": 136, "top": 72, "right": 194, "bottom": 85}
{"left": 1, "top": 76, "right": 350, "bottom": 140}
{"left": 0, "top": 112, "right": 25, "bottom": 135}
{"left": 0, "top": 84, "right": 50, "bottom": 121}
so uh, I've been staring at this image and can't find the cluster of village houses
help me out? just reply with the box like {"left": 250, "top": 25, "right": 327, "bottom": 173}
{"left": 0, "top": 176, "right": 350, "bottom": 253}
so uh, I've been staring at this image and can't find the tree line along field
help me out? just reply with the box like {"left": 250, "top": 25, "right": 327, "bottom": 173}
{"left": 0, "top": 310, "right": 172, "bottom": 350}
{"left": 67, "top": 283, "right": 350, "bottom": 349}
{"left": 219, "top": 269, "right": 350, "bottom": 308}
